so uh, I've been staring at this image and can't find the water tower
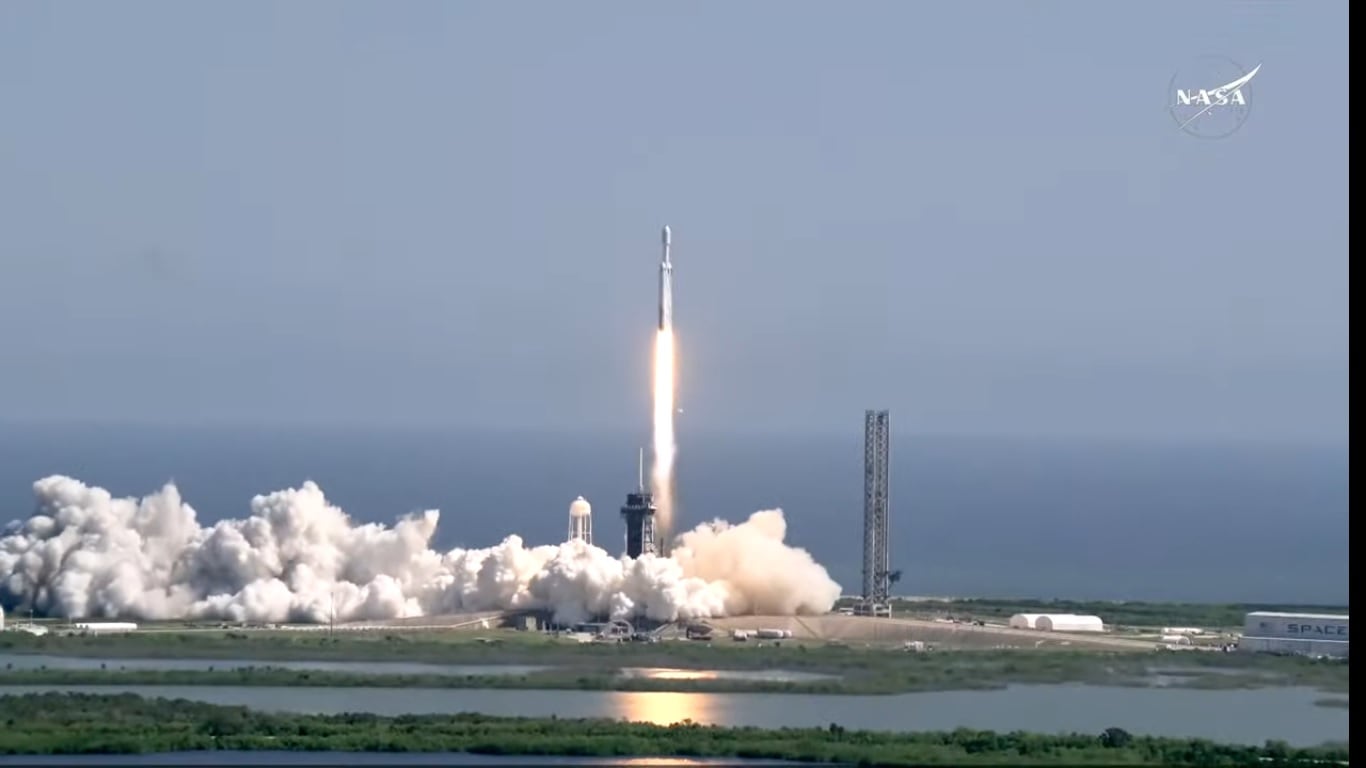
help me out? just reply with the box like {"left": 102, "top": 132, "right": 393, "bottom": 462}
{"left": 569, "top": 496, "right": 593, "bottom": 545}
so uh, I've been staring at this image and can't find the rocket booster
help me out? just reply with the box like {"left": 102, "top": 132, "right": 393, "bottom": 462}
{"left": 658, "top": 225, "right": 673, "bottom": 331}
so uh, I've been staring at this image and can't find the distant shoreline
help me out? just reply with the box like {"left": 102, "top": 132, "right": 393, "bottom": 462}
{"left": 0, "top": 417, "right": 1349, "bottom": 446}
{"left": 1, "top": 426, "right": 1346, "bottom": 608}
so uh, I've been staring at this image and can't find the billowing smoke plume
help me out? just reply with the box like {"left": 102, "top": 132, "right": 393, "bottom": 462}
{"left": 0, "top": 476, "right": 841, "bottom": 625}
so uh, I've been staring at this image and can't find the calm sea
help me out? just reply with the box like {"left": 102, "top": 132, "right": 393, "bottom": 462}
{"left": 0, "top": 422, "right": 1348, "bottom": 604}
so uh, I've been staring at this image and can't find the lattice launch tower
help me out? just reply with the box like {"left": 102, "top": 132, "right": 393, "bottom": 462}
{"left": 857, "top": 409, "right": 895, "bottom": 617}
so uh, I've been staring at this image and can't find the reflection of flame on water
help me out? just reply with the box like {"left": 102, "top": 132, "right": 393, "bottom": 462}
{"left": 622, "top": 667, "right": 719, "bottom": 681}
{"left": 618, "top": 691, "right": 709, "bottom": 727}
{"left": 619, "top": 666, "right": 834, "bottom": 683}
{"left": 617, "top": 754, "right": 721, "bottom": 759}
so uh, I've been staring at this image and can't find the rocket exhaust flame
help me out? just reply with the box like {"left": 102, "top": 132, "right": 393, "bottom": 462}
{"left": 652, "top": 327, "right": 676, "bottom": 552}
{"left": 652, "top": 226, "right": 677, "bottom": 553}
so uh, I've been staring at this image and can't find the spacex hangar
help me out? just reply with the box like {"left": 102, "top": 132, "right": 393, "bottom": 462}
{"left": 1239, "top": 611, "right": 1349, "bottom": 658}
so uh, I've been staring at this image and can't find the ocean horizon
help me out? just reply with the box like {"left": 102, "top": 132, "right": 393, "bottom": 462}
{"left": 0, "top": 421, "right": 1348, "bottom": 606}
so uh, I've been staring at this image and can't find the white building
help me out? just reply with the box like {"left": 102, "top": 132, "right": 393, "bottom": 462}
{"left": 1009, "top": 613, "right": 1105, "bottom": 633}
{"left": 1239, "top": 612, "right": 1348, "bottom": 658}
{"left": 71, "top": 622, "right": 139, "bottom": 633}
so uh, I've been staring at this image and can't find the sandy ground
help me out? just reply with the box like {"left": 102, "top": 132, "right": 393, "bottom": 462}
{"left": 31, "top": 611, "right": 1161, "bottom": 653}
{"left": 300, "top": 610, "right": 1156, "bottom": 651}
{"left": 696, "top": 614, "right": 1157, "bottom": 651}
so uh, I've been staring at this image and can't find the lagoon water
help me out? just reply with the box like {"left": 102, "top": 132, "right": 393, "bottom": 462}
{"left": 0, "top": 682, "right": 1347, "bottom": 747}
{"left": 0, "top": 754, "right": 799, "bottom": 766}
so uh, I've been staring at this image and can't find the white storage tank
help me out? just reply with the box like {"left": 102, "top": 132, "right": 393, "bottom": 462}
{"left": 1012, "top": 613, "right": 1105, "bottom": 633}
{"left": 754, "top": 628, "right": 793, "bottom": 639}
{"left": 1036, "top": 614, "right": 1104, "bottom": 632}
{"left": 1159, "top": 634, "right": 1193, "bottom": 645}
{"left": 0, "top": 605, "right": 4, "bottom": 632}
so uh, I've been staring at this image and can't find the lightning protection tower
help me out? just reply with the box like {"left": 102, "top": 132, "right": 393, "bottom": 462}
{"left": 857, "top": 409, "right": 893, "bottom": 617}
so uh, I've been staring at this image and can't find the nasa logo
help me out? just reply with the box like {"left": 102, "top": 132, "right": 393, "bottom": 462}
{"left": 1168, "top": 56, "right": 1262, "bottom": 139}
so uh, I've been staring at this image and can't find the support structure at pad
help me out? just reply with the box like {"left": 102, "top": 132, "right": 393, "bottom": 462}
{"left": 856, "top": 409, "right": 895, "bottom": 618}
{"left": 621, "top": 448, "right": 656, "bottom": 558}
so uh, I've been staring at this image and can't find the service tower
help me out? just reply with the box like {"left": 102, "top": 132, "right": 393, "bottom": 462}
{"left": 621, "top": 448, "right": 657, "bottom": 558}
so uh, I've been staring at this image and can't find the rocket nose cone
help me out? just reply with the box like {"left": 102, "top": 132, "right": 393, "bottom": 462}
{"left": 662, "top": 225, "right": 671, "bottom": 246}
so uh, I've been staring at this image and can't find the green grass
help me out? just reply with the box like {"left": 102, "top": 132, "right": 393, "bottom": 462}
{"left": 1, "top": 625, "right": 1028, "bottom": 672}
{"left": 0, "top": 692, "right": 1348, "bottom": 765}
{"left": 0, "top": 627, "right": 732, "bottom": 664}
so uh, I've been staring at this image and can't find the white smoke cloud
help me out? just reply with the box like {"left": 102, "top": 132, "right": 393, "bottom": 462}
{"left": 0, "top": 475, "right": 842, "bottom": 626}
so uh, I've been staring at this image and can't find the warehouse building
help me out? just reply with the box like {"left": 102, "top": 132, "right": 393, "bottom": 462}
{"left": 70, "top": 621, "right": 139, "bottom": 634}
{"left": 1239, "top": 611, "right": 1348, "bottom": 658}
{"left": 1008, "top": 613, "right": 1105, "bottom": 632}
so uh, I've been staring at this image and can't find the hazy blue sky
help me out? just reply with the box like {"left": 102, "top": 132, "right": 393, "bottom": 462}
{"left": 0, "top": 1, "right": 1348, "bottom": 440}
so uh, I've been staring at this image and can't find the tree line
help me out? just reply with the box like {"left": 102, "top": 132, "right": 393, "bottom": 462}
{"left": 0, "top": 692, "right": 1348, "bottom": 766}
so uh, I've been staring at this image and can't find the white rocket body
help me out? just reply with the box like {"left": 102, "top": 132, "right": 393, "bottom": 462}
{"left": 658, "top": 226, "right": 673, "bottom": 331}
